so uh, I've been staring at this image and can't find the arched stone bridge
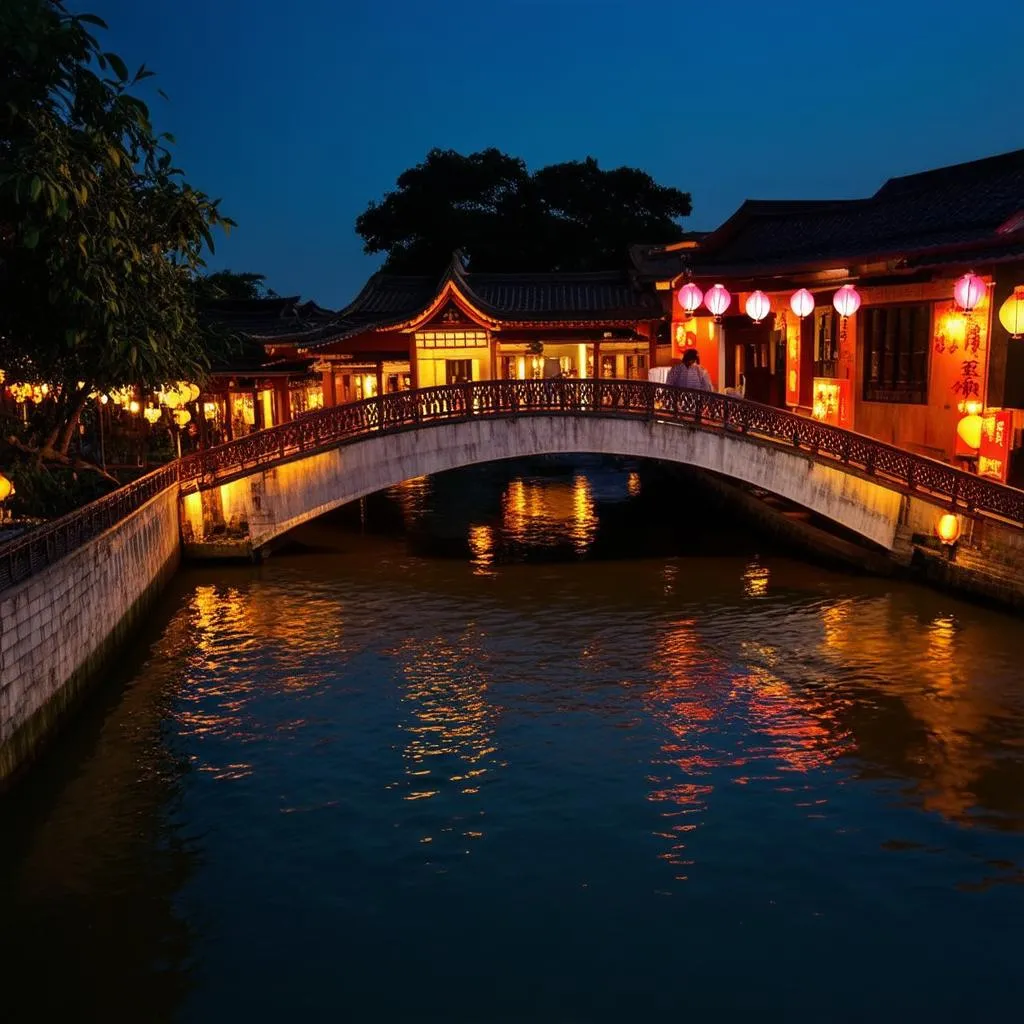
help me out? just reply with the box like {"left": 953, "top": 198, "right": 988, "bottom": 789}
{"left": 174, "top": 379, "right": 1024, "bottom": 556}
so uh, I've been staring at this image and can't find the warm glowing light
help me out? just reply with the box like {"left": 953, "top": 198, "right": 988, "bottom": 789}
{"left": 957, "top": 398, "right": 983, "bottom": 416}
{"left": 936, "top": 513, "right": 961, "bottom": 545}
{"left": 0, "top": 472, "right": 13, "bottom": 503}
{"left": 743, "top": 561, "right": 770, "bottom": 598}
{"left": 956, "top": 413, "right": 983, "bottom": 450}
{"left": 954, "top": 272, "right": 986, "bottom": 313}
{"left": 128, "top": 399, "right": 141, "bottom": 414}
{"left": 627, "top": 471, "right": 641, "bottom": 496}
{"left": 745, "top": 290, "right": 771, "bottom": 324}
{"left": 703, "top": 283, "right": 731, "bottom": 319}
{"left": 203, "top": 401, "right": 218, "bottom": 420}
{"left": 789, "top": 288, "right": 814, "bottom": 319}
{"left": 187, "top": 383, "right": 201, "bottom": 402}
{"left": 832, "top": 284, "right": 861, "bottom": 319}
{"left": 99, "top": 393, "right": 108, "bottom": 404}
{"left": 161, "top": 388, "right": 182, "bottom": 409}
{"left": 999, "top": 286, "right": 1024, "bottom": 338}
{"left": 677, "top": 282, "right": 704, "bottom": 315}
{"left": 143, "top": 405, "right": 161, "bottom": 424}
{"left": 172, "top": 408, "right": 192, "bottom": 427}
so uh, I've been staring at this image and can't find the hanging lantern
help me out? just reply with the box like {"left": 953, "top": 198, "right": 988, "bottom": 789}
{"left": 704, "top": 283, "right": 732, "bottom": 320}
{"left": 161, "top": 388, "right": 182, "bottom": 409}
{"left": 172, "top": 408, "right": 191, "bottom": 427}
{"left": 128, "top": 399, "right": 141, "bottom": 415}
{"left": 99, "top": 394, "right": 109, "bottom": 405}
{"left": 143, "top": 405, "right": 162, "bottom": 424}
{"left": 677, "top": 282, "right": 704, "bottom": 316}
{"left": 744, "top": 290, "right": 771, "bottom": 325}
{"left": 187, "top": 383, "right": 201, "bottom": 403}
{"left": 956, "top": 413, "right": 983, "bottom": 450}
{"left": 954, "top": 272, "right": 986, "bottom": 313}
{"left": 203, "top": 401, "right": 218, "bottom": 420}
{"left": 0, "top": 472, "right": 13, "bottom": 503}
{"left": 832, "top": 284, "right": 862, "bottom": 319}
{"left": 935, "top": 513, "right": 962, "bottom": 546}
{"left": 789, "top": 288, "right": 814, "bottom": 319}
{"left": 999, "top": 286, "right": 1024, "bottom": 338}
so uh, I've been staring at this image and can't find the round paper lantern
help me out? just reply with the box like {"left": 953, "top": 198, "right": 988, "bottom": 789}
{"left": 935, "top": 513, "right": 961, "bottom": 546}
{"left": 704, "top": 283, "right": 732, "bottom": 318}
{"left": 954, "top": 272, "right": 986, "bottom": 313}
{"left": 790, "top": 288, "right": 814, "bottom": 319}
{"left": 956, "top": 413, "right": 983, "bottom": 450}
{"left": 0, "top": 472, "right": 13, "bottom": 503}
{"left": 173, "top": 408, "right": 192, "bottom": 427}
{"left": 128, "top": 399, "right": 141, "bottom": 415}
{"left": 832, "top": 284, "right": 862, "bottom": 319}
{"left": 745, "top": 290, "right": 771, "bottom": 324}
{"left": 143, "top": 406, "right": 161, "bottom": 424}
{"left": 677, "top": 282, "right": 704, "bottom": 315}
{"left": 999, "top": 286, "right": 1024, "bottom": 338}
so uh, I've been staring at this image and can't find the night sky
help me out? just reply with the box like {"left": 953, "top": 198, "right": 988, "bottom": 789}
{"left": 87, "top": 0, "right": 1023, "bottom": 307}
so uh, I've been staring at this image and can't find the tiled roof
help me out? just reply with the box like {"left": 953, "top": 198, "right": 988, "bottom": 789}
{"left": 202, "top": 296, "right": 346, "bottom": 346}
{"left": 638, "top": 149, "right": 1024, "bottom": 280}
{"left": 306, "top": 255, "right": 661, "bottom": 349}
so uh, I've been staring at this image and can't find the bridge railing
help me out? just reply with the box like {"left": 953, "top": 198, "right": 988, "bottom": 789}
{"left": 177, "top": 379, "right": 1024, "bottom": 529}
{"left": 4, "top": 379, "right": 1024, "bottom": 594}
{"left": 0, "top": 462, "right": 179, "bottom": 594}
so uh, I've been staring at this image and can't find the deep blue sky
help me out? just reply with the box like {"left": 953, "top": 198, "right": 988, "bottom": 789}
{"left": 87, "top": 0, "right": 1022, "bottom": 308}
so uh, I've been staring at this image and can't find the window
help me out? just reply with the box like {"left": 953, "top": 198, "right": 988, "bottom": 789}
{"left": 862, "top": 303, "right": 930, "bottom": 404}
{"left": 625, "top": 354, "right": 648, "bottom": 379}
{"left": 416, "top": 330, "right": 488, "bottom": 349}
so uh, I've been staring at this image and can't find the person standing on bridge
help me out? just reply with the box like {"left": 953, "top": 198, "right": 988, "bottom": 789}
{"left": 667, "top": 348, "right": 713, "bottom": 391}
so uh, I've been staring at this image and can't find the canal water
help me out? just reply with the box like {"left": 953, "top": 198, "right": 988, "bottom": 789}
{"left": 3, "top": 457, "right": 1024, "bottom": 1023}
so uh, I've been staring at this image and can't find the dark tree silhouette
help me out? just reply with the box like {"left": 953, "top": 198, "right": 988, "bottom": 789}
{"left": 356, "top": 148, "right": 691, "bottom": 274}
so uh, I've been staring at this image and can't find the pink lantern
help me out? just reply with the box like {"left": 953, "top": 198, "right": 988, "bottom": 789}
{"left": 832, "top": 284, "right": 862, "bottom": 319}
{"left": 677, "top": 282, "right": 704, "bottom": 316}
{"left": 745, "top": 290, "right": 771, "bottom": 324}
{"left": 789, "top": 288, "right": 814, "bottom": 319}
{"left": 954, "top": 272, "right": 986, "bottom": 313}
{"left": 704, "top": 283, "right": 732, "bottom": 319}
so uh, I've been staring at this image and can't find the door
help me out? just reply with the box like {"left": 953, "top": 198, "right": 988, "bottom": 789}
{"left": 726, "top": 316, "right": 783, "bottom": 405}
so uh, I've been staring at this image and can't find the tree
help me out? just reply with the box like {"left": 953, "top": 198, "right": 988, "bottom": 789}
{"left": 356, "top": 148, "right": 692, "bottom": 274}
{"left": 197, "top": 269, "right": 278, "bottom": 303}
{"left": 0, "top": 0, "right": 233, "bottom": 461}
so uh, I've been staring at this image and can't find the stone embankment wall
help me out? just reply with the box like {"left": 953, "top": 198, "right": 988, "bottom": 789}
{"left": 0, "top": 485, "right": 180, "bottom": 787}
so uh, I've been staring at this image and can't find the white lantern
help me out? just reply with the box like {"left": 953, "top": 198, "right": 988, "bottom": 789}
{"left": 704, "top": 283, "right": 732, "bottom": 319}
{"left": 832, "top": 284, "right": 862, "bottom": 319}
{"left": 745, "top": 290, "right": 771, "bottom": 325}
{"left": 789, "top": 288, "right": 814, "bottom": 319}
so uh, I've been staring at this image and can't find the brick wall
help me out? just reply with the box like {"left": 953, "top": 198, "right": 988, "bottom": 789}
{"left": 0, "top": 485, "right": 180, "bottom": 786}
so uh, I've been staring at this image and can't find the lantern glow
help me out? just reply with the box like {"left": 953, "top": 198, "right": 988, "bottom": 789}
{"left": 832, "top": 284, "right": 862, "bottom": 319}
{"left": 677, "top": 282, "right": 704, "bottom": 316}
{"left": 704, "top": 283, "right": 732, "bottom": 319}
{"left": 999, "top": 286, "right": 1024, "bottom": 338}
{"left": 936, "top": 513, "right": 961, "bottom": 546}
{"left": 0, "top": 472, "right": 13, "bottom": 503}
{"left": 956, "top": 413, "right": 983, "bottom": 450}
{"left": 789, "top": 288, "right": 814, "bottom": 319}
{"left": 954, "top": 272, "right": 986, "bottom": 313}
{"left": 143, "top": 406, "right": 161, "bottom": 424}
{"left": 745, "top": 290, "right": 771, "bottom": 324}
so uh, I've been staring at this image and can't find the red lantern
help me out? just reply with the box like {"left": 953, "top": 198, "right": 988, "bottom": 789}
{"left": 677, "top": 282, "right": 703, "bottom": 316}
{"left": 745, "top": 290, "right": 771, "bottom": 324}
{"left": 954, "top": 272, "right": 986, "bottom": 313}
{"left": 832, "top": 284, "right": 861, "bottom": 319}
{"left": 704, "top": 283, "right": 731, "bottom": 319}
{"left": 789, "top": 288, "right": 814, "bottom": 319}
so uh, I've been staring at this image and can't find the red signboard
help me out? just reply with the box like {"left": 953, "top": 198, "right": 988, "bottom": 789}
{"left": 785, "top": 332, "right": 800, "bottom": 406}
{"left": 978, "top": 410, "right": 1012, "bottom": 483}
{"left": 812, "top": 377, "right": 851, "bottom": 429}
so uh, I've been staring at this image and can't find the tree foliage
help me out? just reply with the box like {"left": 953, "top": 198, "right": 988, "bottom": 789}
{"left": 197, "top": 269, "right": 277, "bottom": 303}
{"left": 356, "top": 148, "right": 692, "bottom": 274}
{"left": 0, "top": 0, "right": 233, "bottom": 457}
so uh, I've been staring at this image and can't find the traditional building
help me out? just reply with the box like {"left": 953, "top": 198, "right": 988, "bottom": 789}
{"left": 266, "top": 253, "right": 663, "bottom": 401}
{"left": 632, "top": 148, "right": 1024, "bottom": 471}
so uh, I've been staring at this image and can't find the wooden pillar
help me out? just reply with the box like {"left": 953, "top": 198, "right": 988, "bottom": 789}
{"left": 252, "top": 387, "right": 262, "bottom": 430}
{"left": 275, "top": 380, "right": 292, "bottom": 423}
{"left": 321, "top": 366, "right": 336, "bottom": 408}
{"left": 376, "top": 362, "right": 385, "bottom": 397}
{"left": 594, "top": 341, "right": 602, "bottom": 378}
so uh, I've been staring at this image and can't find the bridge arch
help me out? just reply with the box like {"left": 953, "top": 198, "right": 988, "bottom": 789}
{"left": 178, "top": 380, "right": 1024, "bottom": 556}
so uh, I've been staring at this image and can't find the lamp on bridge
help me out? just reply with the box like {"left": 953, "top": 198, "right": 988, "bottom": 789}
{"left": 936, "top": 513, "right": 962, "bottom": 560}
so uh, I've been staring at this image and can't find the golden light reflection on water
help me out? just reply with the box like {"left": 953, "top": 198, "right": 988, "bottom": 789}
{"left": 742, "top": 560, "right": 770, "bottom": 598}
{"left": 468, "top": 524, "right": 495, "bottom": 576}
{"left": 388, "top": 633, "right": 503, "bottom": 843}
{"left": 501, "top": 473, "right": 597, "bottom": 555}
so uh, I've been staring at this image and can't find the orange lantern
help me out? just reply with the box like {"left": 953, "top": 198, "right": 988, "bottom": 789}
{"left": 999, "top": 286, "right": 1024, "bottom": 338}
{"left": 956, "top": 413, "right": 983, "bottom": 450}
{"left": 936, "top": 513, "right": 961, "bottom": 545}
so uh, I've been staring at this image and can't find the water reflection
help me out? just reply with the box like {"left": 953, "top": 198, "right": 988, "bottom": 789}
{"left": 501, "top": 472, "right": 598, "bottom": 556}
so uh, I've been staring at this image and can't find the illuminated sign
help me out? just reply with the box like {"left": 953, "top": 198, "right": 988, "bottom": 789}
{"left": 978, "top": 410, "right": 1012, "bottom": 483}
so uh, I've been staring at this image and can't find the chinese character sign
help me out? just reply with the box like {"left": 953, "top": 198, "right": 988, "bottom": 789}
{"left": 785, "top": 332, "right": 800, "bottom": 406}
{"left": 978, "top": 410, "right": 1012, "bottom": 483}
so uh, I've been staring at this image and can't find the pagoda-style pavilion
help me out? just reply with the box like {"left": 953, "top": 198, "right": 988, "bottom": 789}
{"left": 263, "top": 253, "right": 663, "bottom": 405}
